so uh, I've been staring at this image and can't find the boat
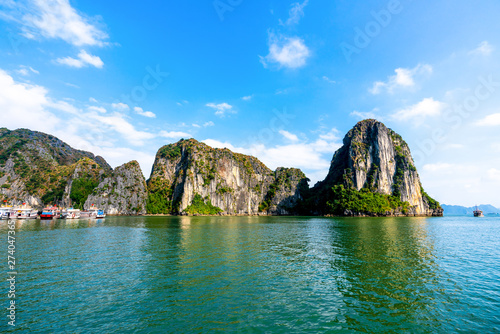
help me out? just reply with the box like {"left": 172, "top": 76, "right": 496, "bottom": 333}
{"left": 89, "top": 206, "right": 106, "bottom": 219}
{"left": 12, "top": 204, "right": 38, "bottom": 219}
{"left": 0, "top": 206, "right": 14, "bottom": 220}
{"left": 473, "top": 206, "right": 484, "bottom": 217}
{"left": 81, "top": 204, "right": 105, "bottom": 219}
{"left": 65, "top": 208, "right": 81, "bottom": 219}
{"left": 40, "top": 206, "right": 61, "bottom": 220}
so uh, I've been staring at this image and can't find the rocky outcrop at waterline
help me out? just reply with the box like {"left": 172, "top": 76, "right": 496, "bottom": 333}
{"left": 0, "top": 121, "right": 442, "bottom": 217}
{"left": 146, "top": 139, "right": 308, "bottom": 215}
{"left": 85, "top": 161, "right": 148, "bottom": 215}
{"left": 310, "top": 119, "right": 443, "bottom": 216}
{"left": 0, "top": 128, "right": 146, "bottom": 215}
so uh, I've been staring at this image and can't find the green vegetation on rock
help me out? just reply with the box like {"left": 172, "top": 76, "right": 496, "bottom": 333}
{"left": 146, "top": 177, "right": 174, "bottom": 214}
{"left": 185, "top": 194, "right": 222, "bottom": 215}
{"left": 326, "top": 185, "right": 410, "bottom": 215}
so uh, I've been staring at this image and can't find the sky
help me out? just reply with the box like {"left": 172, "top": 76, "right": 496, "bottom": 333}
{"left": 1, "top": 0, "right": 500, "bottom": 207}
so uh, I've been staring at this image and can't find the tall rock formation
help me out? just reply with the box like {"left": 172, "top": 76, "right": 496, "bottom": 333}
{"left": 313, "top": 119, "right": 442, "bottom": 216}
{"left": 85, "top": 161, "right": 148, "bottom": 215}
{"left": 0, "top": 128, "right": 146, "bottom": 215}
{"left": 0, "top": 128, "right": 111, "bottom": 208}
{"left": 147, "top": 139, "right": 308, "bottom": 215}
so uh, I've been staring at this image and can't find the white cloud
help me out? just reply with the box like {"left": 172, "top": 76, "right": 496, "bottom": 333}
{"left": 134, "top": 107, "right": 156, "bottom": 118}
{"left": 22, "top": 0, "right": 108, "bottom": 46}
{"left": 159, "top": 131, "right": 191, "bottom": 139}
{"left": 487, "top": 168, "right": 500, "bottom": 182}
{"left": 90, "top": 112, "right": 155, "bottom": 146}
{"left": 469, "top": 41, "right": 493, "bottom": 56}
{"left": 192, "top": 123, "right": 201, "bottom": 128}
{"left": 87, "top": 105, "right": 106, "bottom": 113}
{"left": 282, "top": 0, "right": 308, "bottom": 26}
{"left": 0, "top": 69, "right": 58, "bottom": 133}
{"left": 475, "top": 113, "right": 500, "bottom": 126}
{"left": 350, "top": 109, "right": 380, "bottom": 120}
{"left": 56, "top": 50, "right": 104, "bottom": 69}
{"left": 261, "top": 33, "right": 310, "bottom": 69}
{"left": 206, "top": 102, "right": 235, "bottom": 117}
{"left": 16, "top": 65, "right": 39, "bottom": 76}
{"left": 279, "top": 130, "right": 299, "bottom": 141}
{"left": 423, "top": 163, "right": 454, "bottom": 172}
{"left": 370, "top": 64, "right": 432, "bottom": 94}
{"left": 242, "top": 95, "right": 253, "bottom": 101}
{"left": 322, "top": 76, "right": 336, "bottom": 84}
{"left": 203, "top": 121, "right": 215, "bottom": 127}
{"left": 203, "top": 128, "right": 342, "bottom": 185}
{"left": 392, "top": 97, "right": 447, "bottom": 122}
{"left": 112, "top": 102, "right": 129, "bottom": 111}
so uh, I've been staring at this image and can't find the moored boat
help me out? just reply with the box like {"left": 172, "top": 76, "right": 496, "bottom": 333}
{"left": 40, "top": 206, "right": 61, "bottom": 220}
{"left": 0, "top": 206, "right": 14, "bottom": 220}
{"left": 13, "top": 204, "right": 38, "bottom": 219}
{"left": 65, "top": 208, "right": 81, "bottom": 219}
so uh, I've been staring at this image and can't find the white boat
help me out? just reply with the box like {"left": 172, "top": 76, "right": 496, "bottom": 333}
{"left": 65, "top": 208, "right": 81, "bottom": 219}
{"left": 0, "top": 206, "right": 14, "bottom": 220}
{"left": 13, "top": 205, "right": 38, "bottom": 219}
{"left": 89, "top": 207, "right": 106, "bottom": 219}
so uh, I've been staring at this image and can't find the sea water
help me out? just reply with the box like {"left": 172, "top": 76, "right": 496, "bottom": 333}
{"left": 1, "top": 216, "right": 499, "bottom": 333}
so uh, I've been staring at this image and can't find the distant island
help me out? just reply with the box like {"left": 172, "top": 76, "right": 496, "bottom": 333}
{"left": 0, "top": 120, "right": 442, "bottom": 217}
{"left": 442, "top": 204, "right": 500, "bottom": 216}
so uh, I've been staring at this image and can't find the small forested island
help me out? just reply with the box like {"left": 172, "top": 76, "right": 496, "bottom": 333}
{"left": 0, "top": 120, "right": 442, "bottom": 217}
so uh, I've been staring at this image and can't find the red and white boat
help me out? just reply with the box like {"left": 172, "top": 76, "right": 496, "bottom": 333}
{"left": 40, "top": 206, "right": 61, "bottom": 220}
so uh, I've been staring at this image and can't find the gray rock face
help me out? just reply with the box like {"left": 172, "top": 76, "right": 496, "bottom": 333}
{"left": 147, "top": 139, "right": 308, "bottom": 215}
{"left": 317, "top": 119, "right": 442, "bottom": 216}
{"left": 85, "top": 161, "right": 147, "bottom": 215}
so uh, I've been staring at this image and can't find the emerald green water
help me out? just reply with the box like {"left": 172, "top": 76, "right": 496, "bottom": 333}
{"left": 2, "top": 216, "right": 500, "bottom": 333}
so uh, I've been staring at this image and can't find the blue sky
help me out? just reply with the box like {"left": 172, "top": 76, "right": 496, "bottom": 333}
{"left": 1, "top": 0, "right": 500, "bottom": 206}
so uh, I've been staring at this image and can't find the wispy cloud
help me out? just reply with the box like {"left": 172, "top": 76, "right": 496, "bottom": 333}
{"left": 281, "top": 0, "right": 308, "bottom": 26}
{"left": 206, "top": 102, "right": 235, "bottom": 117}
{"left": 16, "top": 65, "right": 39, "bottom": 76}
{"left": 392, "top": 97, "right": 447, "bottom": 122}
{"left": 322, "top": 76, "right": 336, "bottom": 84}
{"left": 56, "top": 50, "right": 104, "bottom": 69}
{"left": 22, "top": 0, "right": 108, "bottom": 47}
{"left": 159, "top": 130, "right": 191, "bottom": 139}
{"left": 242, "top": 95, "right": 253, "bottom": 101}
{"left": 475, "top": 113, "right": 500, "bottom": 126}
{"left": 203, "top": 121, "right": 215, "bottom": 127}
{"left": 112, "top": 102, "right": 130, "bottom": 111}
{"left": 469, "top": 41, "right": 493, "bottom": 56}
{"left": 350, "top": 109, "right": 380, "bottom": 120}
{"left": 370, "top": 64, "right": 432, "bottom": 94}
{"left": 260, "top": 33, "right": 310, "bottom": 69}
{"left": 88, "top": 105, "right": 106, "bottom": 113}
{"left": 279, "top": 130, "right": 299, "bottom": 141}
{"left": 134, "top": 107, "right": 156, "bottom": 118}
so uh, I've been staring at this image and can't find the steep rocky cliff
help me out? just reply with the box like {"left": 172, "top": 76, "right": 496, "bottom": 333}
{"left": 0, "top": 128, "right": 148, "bottom": 214}
{"left": 0, "top": 128, "right": 111, "bottom": 208}
{"left": 85, "top": 161, "right": 148, "bottom": 215}
{"left": 312, "top": 120, "right": 442, "bottom": 216}
{"left": 147, "top": 139, "right": 308, "bottom": 215}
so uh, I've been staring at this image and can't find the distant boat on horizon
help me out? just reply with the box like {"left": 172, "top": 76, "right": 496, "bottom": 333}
{"left": 473, "top": 206, "right": 484, "bottom": 217}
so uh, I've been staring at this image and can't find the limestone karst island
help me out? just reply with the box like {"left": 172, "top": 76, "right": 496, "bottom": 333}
{"left": 0, "top": 119, "right": 442, "bottom": 217}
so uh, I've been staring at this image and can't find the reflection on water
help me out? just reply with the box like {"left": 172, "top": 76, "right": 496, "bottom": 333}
{"left": 1, "top": 216, "right": 499, "bottom": 333}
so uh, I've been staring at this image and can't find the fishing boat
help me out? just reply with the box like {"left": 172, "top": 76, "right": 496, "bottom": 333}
{"left": 473, "top": 206, "right": 484, "bottom": 217}
{"left": 65, "top": 208, "right": 81, "bottom": 219}
{"left": 40, "top": 206, "right": 61, "bottom": 220}
{"left": 0, "top": 206, "right": 14, "bottom": 220}
{"left": 13, "top": 204, "right": 38, "bottom": 219}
